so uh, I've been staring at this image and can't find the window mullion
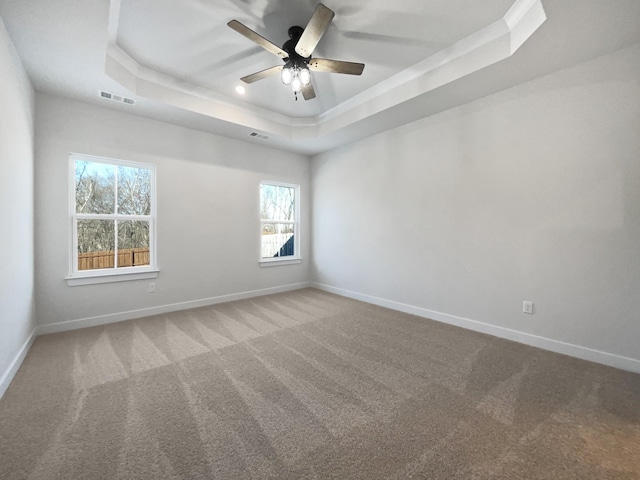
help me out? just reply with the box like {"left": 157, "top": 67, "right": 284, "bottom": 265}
{"left": 76, "top": 214, "right": 151, "bottom": 221}
{"left": 260, "top": 219, "right": 295, "bottom": 224}
{"left": 114, "top": 164, "right": 118, "bottom": 269}
{"left": 118, "top": 214, "right": 152, "bottom": 221}
{"left": 114, "top": 163, "right": 119, "bottom": 216}
{"left": 72, "top": 216, "right": 78, "bottom": 273}
{"left": 76, "top": 213, "right": 117, "bottom": 220}
{"left": 114, "top": 218, "right": 118, "bottom": 268}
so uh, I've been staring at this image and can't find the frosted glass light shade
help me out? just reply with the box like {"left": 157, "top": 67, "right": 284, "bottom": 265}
{"left": 299, "top": 67, "right": 311, "bottom": 85}
{"left": 291, "top": 76, "right": 302, "bottom": 93}
{"left": 281, "top": 67, "right": 293, "bottom": 85}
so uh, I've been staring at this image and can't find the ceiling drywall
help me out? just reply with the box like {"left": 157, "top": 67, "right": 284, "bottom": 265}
{"left": 114, "top": 0, "right": 515, "bottom": 118}
{"left": 1, "top": 0, "right": 639, "bottom": 154}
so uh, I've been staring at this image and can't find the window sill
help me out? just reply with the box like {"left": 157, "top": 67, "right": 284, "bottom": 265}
{"left": 259, "top": 258, "right": 302, "bottom": 267}
{"left": 66, "top": 269, "right": 159, "bottom": 286}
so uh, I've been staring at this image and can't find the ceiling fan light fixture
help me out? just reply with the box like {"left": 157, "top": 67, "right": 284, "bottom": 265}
{"left": 281, "top": 65, "right": 294, "bottom": 85}
{"left": 228, "top": 4, "right": 364, "bottom": 102}
{"left": 291, "top": 75, "right": 302, "bottom": 93}
{"left": 299, "top": 67, "right": 311, "bottom": 86}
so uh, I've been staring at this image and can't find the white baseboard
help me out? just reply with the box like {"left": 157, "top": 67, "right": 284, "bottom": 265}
{"left": 312, "top": 282, "right": 640, "bottom": 375}
{"left": 37, "top": 282, "right": 311, "bottom": 336}
{"left": 0, "top": 330, "right": 36, "bottom": 400}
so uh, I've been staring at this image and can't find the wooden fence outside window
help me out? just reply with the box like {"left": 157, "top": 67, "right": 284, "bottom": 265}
{"left": 77, "top": 248, "right": 150, "bottom": 270}
{"left": 79, "top": 234, "right": 293, "bottom": 271}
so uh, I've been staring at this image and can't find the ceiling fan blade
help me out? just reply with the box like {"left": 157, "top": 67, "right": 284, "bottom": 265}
{"left": 301, "top": 83, "right": 316, "bottom": 101}
{"left": 295, "top": 4, "right": 335, "bottom": 58}
{"left": 227, "top": 20, "right": 288, "bottom": 60}
{"left": 309, "top": 58, "right": 365, "bottom": 75}
{"left": 241, "top": 65, "right": 283, "bottom": 84}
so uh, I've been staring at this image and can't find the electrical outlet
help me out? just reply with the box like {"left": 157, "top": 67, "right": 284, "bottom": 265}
{"left": 148, "top": 283, "right": 156, "bottom": 293}
{"left": 523, "top": 301, "right": 534, "bottom": 314}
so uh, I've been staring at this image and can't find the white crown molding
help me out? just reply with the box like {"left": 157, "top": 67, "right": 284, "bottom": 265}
{"left": 105, "top": 44, "right": 300, "bottom": 137}
{"left": 105, "top": 0, "right": 546, "bottom": 140}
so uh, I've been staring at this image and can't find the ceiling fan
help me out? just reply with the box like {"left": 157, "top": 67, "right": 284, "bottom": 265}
{"left": 227, "top": 3, "right": 365, "bottom": 101}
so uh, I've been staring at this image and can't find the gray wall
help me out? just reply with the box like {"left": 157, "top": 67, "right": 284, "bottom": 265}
{"left": 311, "top": 43, "right": 640, "bottom": 364}
{"left": 4, "top": 30, "right": 639, "bottom": 382}
{"left": 0, "top": 18, "right": 35, "bottom": 389}
{"left": 35, "top": 94, "right": 310, "bottom": 328}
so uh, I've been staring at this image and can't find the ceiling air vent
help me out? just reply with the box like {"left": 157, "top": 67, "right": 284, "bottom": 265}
{"left": 98, "top": 90, "right": 135, "bottom": 106}
{"left": 249, "top": 132, "right": 269, "bottom": 140}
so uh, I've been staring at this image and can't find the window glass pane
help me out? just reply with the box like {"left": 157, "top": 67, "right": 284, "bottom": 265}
{"left": 77, "top": 219, "right": 115, "bottom": 270}
{"left": 118, "top": 165, "right": 152, "bottom": 215}
{"left": 261, "top": 223, "right": 295, "bottom": 258}
{"left": 117, "top": 220, "right": 150, "bottom": 267}
{"left": 75, "top": 160, "right": 115, "bottom": 214}
{"left": 260, "top": 184, "right": 295, "bottom": 221}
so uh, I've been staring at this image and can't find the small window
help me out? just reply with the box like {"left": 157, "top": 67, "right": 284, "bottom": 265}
{"left": 69, "top": 154, "right": 157, "bottom": 283}
{"left": 260, "top": 181, "right": 300, "bottom": 263}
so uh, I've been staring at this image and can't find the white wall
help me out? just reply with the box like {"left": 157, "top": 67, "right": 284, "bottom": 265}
{"left": 312, "top": 43, "right": 640, "bottom": 368}
{"left": 35, "top": 94, "right": 310, "bottom": 329}
{"left": 0, "top": 18, "right": 35, "bottom": 393}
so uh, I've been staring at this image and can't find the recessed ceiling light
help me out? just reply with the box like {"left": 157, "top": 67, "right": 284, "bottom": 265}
{"left": 235, "top": 85, "right": 245, "bottom": 95}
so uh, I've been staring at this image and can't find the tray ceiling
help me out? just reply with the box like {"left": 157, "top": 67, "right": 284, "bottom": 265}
{"left": 114, "top": 0, "right": 515, "bottom": 118}
{"left": 2, "top": 0, "right": 639, "bottom": 154}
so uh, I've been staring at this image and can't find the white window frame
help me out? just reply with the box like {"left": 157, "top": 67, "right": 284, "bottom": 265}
{"left": 66, "top": 153, "right": 158, "bottom": 286}
{"left": 259, "top": 180, "right": 301, "bottom": 267}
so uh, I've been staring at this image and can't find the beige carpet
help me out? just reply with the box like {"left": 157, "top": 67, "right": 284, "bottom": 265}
{"left": 1, "top": 288, "right": 639, "bottom": 479}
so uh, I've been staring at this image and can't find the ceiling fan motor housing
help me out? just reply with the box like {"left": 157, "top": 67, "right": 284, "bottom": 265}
{"left": 283, "top": 26, "right": 311, "bottom": 68}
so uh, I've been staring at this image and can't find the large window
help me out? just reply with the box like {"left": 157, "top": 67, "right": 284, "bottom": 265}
{"left": 69, "top": 154, "right": 157, "bottom": 283}
{"left": 260, "top": 181, "right": 300, "bottom": 263}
